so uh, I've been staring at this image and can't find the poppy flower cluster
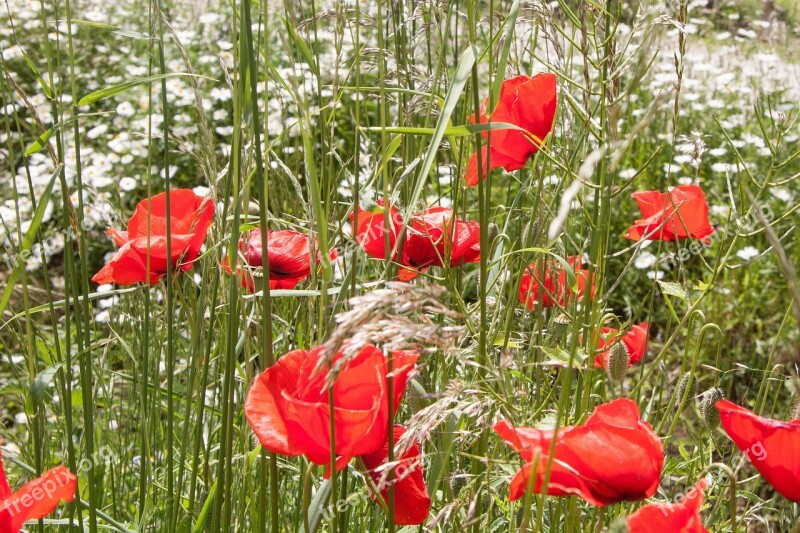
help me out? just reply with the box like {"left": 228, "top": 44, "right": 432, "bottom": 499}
{"left": 494, "top": 398, "right": 663, "bottom": 506}
{"left": 716, "top": 400, "right": 800, "bottom": 502}
{"left": 0, "top": 451, "right": 77, "bottom": 533}
{"left": 593, "top": 322, "right": 649, "bottom": 370}
{"left": 625, "top": 185, "right": 714, "bottom": 243}
{"left": 223, "top": 228, "right": 338, "bottom": 292}
{"left": 92, "top": 189, "right": 215, "bottom": 286}
{"left": 244, "top": 344, "right": 430, "bottom": 524}
{"left": 351, "top": 201, "right": 480, "bottom": 281}
{"left": 464, "top": 73, "right": 557, "bottom": 186}
{"left": 518, "top": 255, "right": 595, "bottom": 310}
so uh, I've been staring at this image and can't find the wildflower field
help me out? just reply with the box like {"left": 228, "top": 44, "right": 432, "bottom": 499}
{"left": 2, "top": 0, "right": 800, "bottom": 531}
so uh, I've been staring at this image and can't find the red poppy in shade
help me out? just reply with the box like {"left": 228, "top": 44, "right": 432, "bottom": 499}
{"left": 716, "top": 400, "right": 800, "bottom": 502}
{"left": 625, "top": 185, "right": 714, "bottom": 243}
{"left": 350, "top": 200, "right": 402, "bottom": 261}
{"left": 464, "top": 73, "right": 557, "bottom": 186}
{"left": 494, "top": 398, "right": 663, "bottom": 506}
{"left": 224, "top": 228, "right": 338, "bottom": 291}
{"left": 399, "top": 207, "right": 481, "bottom": 281}
{"left": 244, "top": 344, "right": 418, "bottom": 472}
{"left": 593, "top": 322, "right": 650, "bottom": 369}
{"left": 361, "top": 425, "right": 431, "bottom": 526}
{"left": 518, "top": 256, "right": 595, "bottom": 310}
{"left": 625, "top": 479, "right": 708, "bottom": 533}
{"left": 0, "top": 451, "right": 78, "bottom": 533}
{"left": 92, "top": 189, "right": 215, "bottom": 285}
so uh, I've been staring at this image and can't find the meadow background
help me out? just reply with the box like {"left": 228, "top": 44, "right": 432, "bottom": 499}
{"left": 1, "top": 0, "right": 800, "bottom": 531}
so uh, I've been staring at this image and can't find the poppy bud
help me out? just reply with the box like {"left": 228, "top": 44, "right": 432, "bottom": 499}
{"left": 793, "top": 398, "right": 800, "bottom": 420}
{"left": 450, "top": 471, "right": 468, "bottom": 498}
{"left": 673, "top": 372, "right": 697, "bottom": 410}
{"left": 487, "top": 223, "right": 499, "bottom": 247}
{"left": 405, "top": 379, "right": 424, "bottom": 413}
{"left": 606, "top": 342, "right": 629, "bottom": 381}
{"left": 699, "top": 388, "right": 725, "bottom": 429}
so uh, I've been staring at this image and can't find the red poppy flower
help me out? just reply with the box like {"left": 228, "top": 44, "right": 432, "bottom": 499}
{"left": 625, "top": 185, "right": 714, "bottom": 243}
{"left": 625, "top": 479, "right": 708, "bottom": 533}
{"left": 716, "top": 400, "right": 800, "bottom": 502}
{"left": 92, "top": 189, "right": 215, "bottom": 285}
{"left": 244, "top": 344, "right": 418, "bottom": 472}
{"left": 224, "top": 228, "right": 338, "bottom": 291}
{"left": 464, "top": 74, "right": 557, "bottom": 186}
{"left": 494, "top": 398, "right": 663, "bottom": 506}
{"left": 361, "top": 425, "right": 431, "bottom": 525}
{"left": 593, "top": 322, "right": 649, "bottom": 369}
{"left": 351, "top": 201, "right": 480, "bottom": 281}
{"left": 0, "top": 451, "right": 78, "bottom": 533}
{"left": 350, "top": 200, "right": 402, "bottom": 261}
{"left": 518, "top": 256, "right": 595, "bottom": 309}
{"left": 399, "top": 207, "right": 481, "bottom": 281}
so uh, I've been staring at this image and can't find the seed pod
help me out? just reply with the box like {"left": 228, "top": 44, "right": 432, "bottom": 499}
{"left": 673, "top": 372, "right": 697, "bottom": 409}
{"left": 699, "top": 388, "right": 725, "bottom": 429}
{"left": 606, "top": 341, "right": 629, "bottom": 381}
{"left": 450, "top": 471, "right": 468, "bottom": 498}
{"left": 515, "top": 505, "right": 526, "bottom": 527}
{"left": 405, "top": 380, "right": 423, "bottom": 413}
{"left": 552, "top": 312, "right": 572, "bottom": 336}
{"left": 487, "top": 223, "right": 499, "bottom": 247}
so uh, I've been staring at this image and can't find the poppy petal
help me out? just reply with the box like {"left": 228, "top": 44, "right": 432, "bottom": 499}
{"left": 244, "top": 350, "right": 309, "bottom": 457}
{"left": 625, "top": 479, "right": 709, "bottom": 533}
{"left": 361, "top": 425, "right": 431, "bottom": 526}
{"left": 716, "top": 400, "right": 800, "bottom": 502}
{"left": 0, "top": 459, "right": 77, "bottom": 533}
{"left": 495, "top": 398, "right": 663, "bottom": 506}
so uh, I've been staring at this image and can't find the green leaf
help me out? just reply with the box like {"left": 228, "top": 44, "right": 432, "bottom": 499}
{"left": 488, "top": 0, "right": 520, "bottom": 114}
{"left": 362, "top": 121, "right": 527, "bottom": 138}
{"left": 303, "top": 478, "right": 331, "bottom": 533}
{"left": 192, "top": 480, "right": 217, "bottom": 533}
{"left": 658, "top": 280, "right": 688, "bottom": 302}
{"left": 0, "top": 165, "right": 60, "bottom": 321}
{"left": 678, "top": 441, "right": 691, "bottom": 462}
{"left": 30, "top": 361, "right": 65, "bottom": 404}
{"left": 25, "top": 123, "right": 60, "bottom": 155}
{"left": 71, "top": 19, "right": 151, "bottom": 39}
{"left": 372, "top": 134, "right": 404, "bottom": 181}
{"left": 70, "top": 19, "right": 117, "bottom": 30}
{"left": 539, "top": 345, "right": 586, "bottom": 367}
{"left": 283, "top": 18, "right": 319, "bottom": 76}
{"left": 78, "top": 73, "right": 211, "bottom": 106}
{"left": 21, "top": 49, "right": 53, "bottom": 99}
